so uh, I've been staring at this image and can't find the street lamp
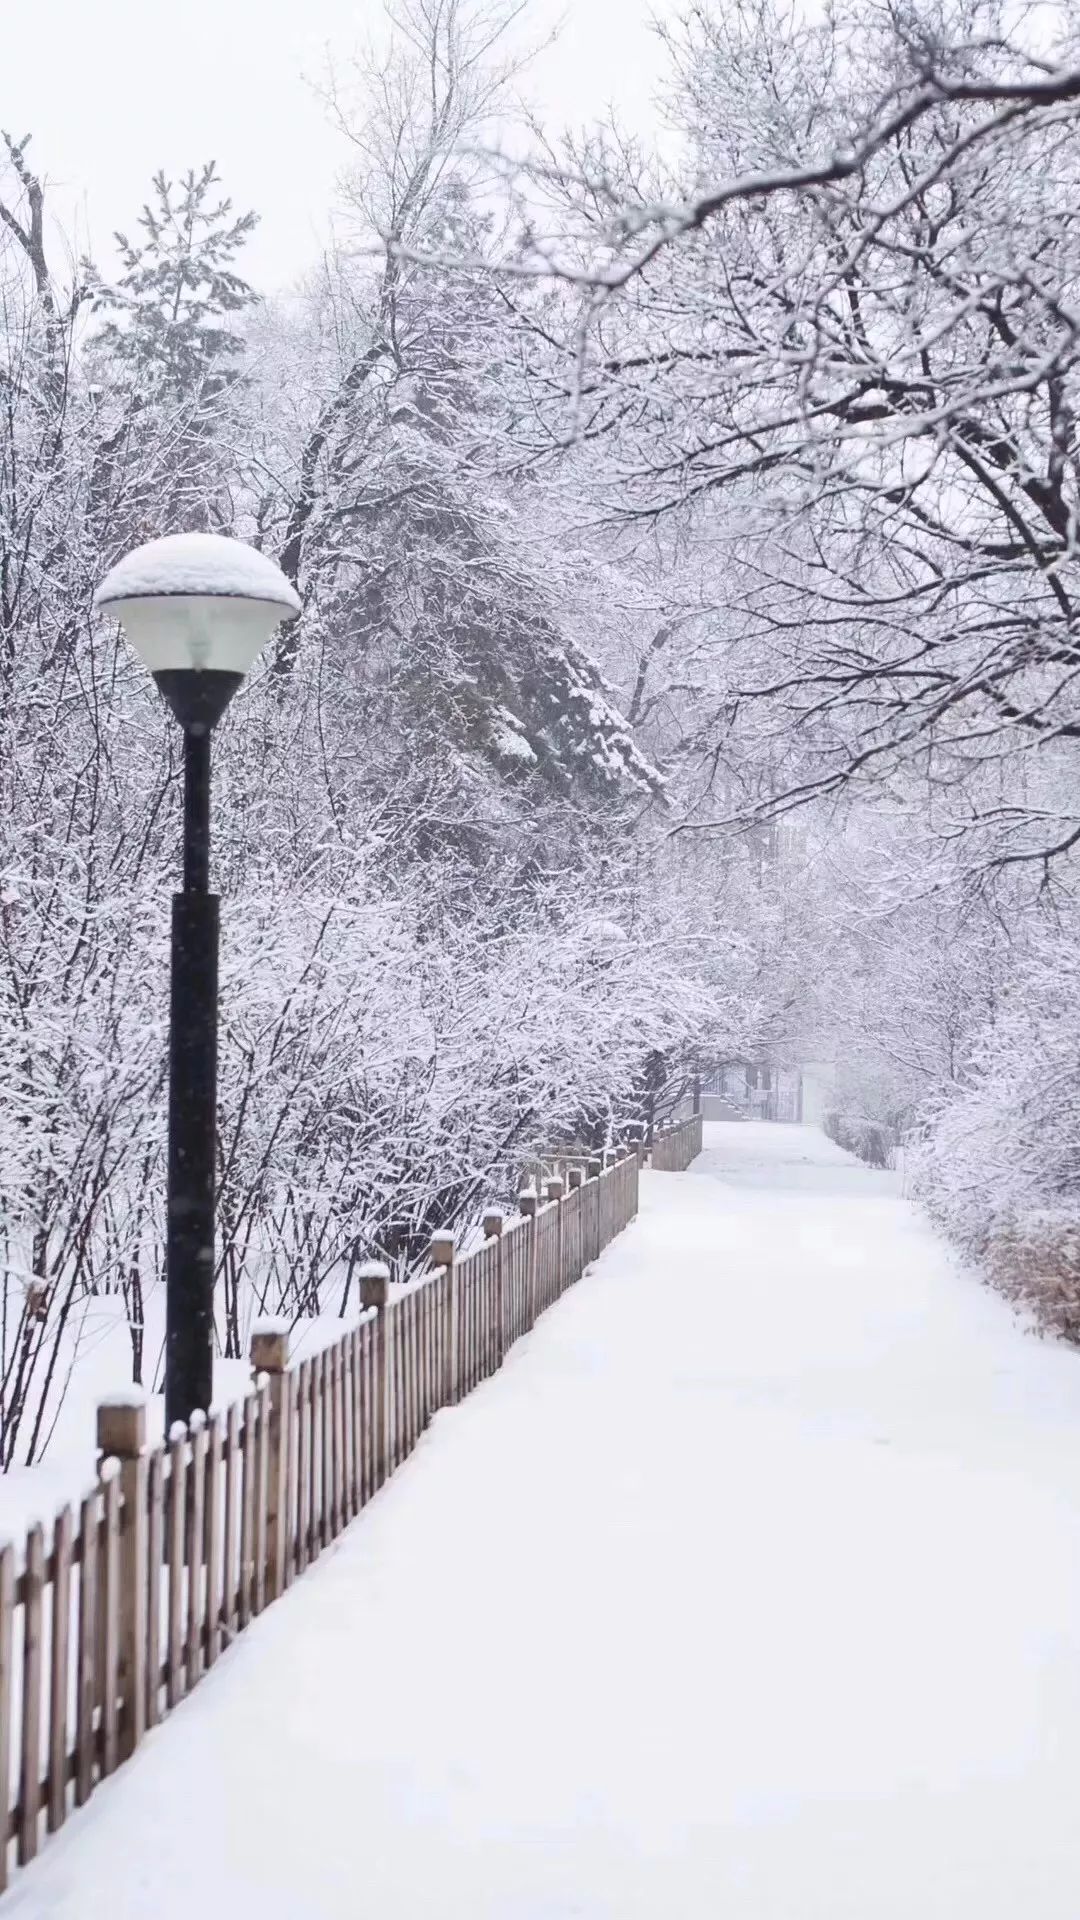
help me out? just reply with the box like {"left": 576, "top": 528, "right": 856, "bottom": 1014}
{"left": 94, "top": 532, "right": 300, "bottom": 1430}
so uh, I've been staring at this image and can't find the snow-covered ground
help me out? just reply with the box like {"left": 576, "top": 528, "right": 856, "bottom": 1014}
{"left": 1, "top": 1302, "right": 373, "bottom": 1546}
{"left": 11, "top": 1122, "right": 1080, "bottom": 1919}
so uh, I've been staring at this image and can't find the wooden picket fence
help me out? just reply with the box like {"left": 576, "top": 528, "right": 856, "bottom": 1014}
{"left": 650, "top": 1112, "right": 704, "bottom": 1172}
{"left": 0, "top": 1129, "right": 706, "bottom": 1893}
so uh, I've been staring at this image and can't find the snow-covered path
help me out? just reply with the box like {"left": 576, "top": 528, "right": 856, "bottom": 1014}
{"left": 13, "top": 1123, "right": 1080, "bottom": 1918}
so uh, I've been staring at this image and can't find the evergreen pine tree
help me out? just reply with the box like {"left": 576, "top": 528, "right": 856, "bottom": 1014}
{"left": 87, "top": 162, "right": 257, "bottom": 400}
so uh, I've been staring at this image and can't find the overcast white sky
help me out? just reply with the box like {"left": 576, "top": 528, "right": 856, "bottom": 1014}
{"left": 5, "top": 0, "right": 664, "bottom": 292}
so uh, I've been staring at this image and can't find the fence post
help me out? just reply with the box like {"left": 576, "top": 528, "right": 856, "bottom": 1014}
{"left": 96, "top": 1394, "right": 147, "bottom": 1764}
{"left": 360, "top": 1262, "right": 390, "bottom": 1488}
{"left": 586, "top": 1161, "right": 602, "bottom": 1262}
{"left": 602, "top": 1155, "right": 616, "bottom": 1247}
{"left": 518, "top": 1189, "right": 538, "bottom": 1327}
{"left": 546, "top": 1178, "right": 565, "bottom": 1292}
{"left": 250, "top": 1321, "right": 290, "bottom": 1605}
{"left": 483, "top": 1210, "right": 505, "bottom": 1366}
{"left": 565, "top": 1168, "right": 584, "bottom": 1284}
{"left": 430, "top": 1234, "right": 457, "bottom": 1404}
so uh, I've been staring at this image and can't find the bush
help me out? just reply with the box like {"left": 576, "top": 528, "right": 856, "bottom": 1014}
{"left": 908, "top": 905, "right": 1080, "bottom": 1340}
{"left": 985, "top": 1226, "right": 1080, "bottom": 1343}
{"left": 823, "top": 1110, "right": 895, "bottom": 1169}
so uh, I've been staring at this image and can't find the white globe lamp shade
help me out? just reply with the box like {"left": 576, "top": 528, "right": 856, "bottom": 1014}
{"left": 94, "top": 533, "right": 301, "bottom": 727}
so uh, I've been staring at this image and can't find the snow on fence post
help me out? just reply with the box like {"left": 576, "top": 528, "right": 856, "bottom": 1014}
{"left": 359, "top": 1263, "right": 391, "bottom": 1492}
{"left": 430, "top": 1235, "right": 458, "bottom": 1404}
{"left": 250, "top": 1323, "right": 290, "bottom": 1606}
{"left": 518, "top": 1189, "right": 539, "bottom": 1330}
{"left": 96, "top": 1394, "right": 148, "bottom": 1767}
{"left": 483, "top": 1211, "right": 505, "bottom": 1367}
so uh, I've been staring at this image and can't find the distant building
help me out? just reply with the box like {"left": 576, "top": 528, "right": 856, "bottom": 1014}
{"left": 699, "top": 1063, "right": 805, "bottom": 1123}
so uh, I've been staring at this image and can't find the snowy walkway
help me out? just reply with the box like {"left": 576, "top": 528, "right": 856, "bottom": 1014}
{"left": 13, "top": 1123, "right": 1080, "bottom": 1919}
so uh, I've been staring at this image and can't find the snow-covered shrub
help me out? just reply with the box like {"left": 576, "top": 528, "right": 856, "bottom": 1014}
{"left": 822, "top": 1111, "right": 894, "bottom": 1169}
{"left": 908, "top": 909, "right": 1080, "bottom": 1336}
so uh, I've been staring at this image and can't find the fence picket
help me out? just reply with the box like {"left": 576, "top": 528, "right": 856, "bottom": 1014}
{"left": 166, "top": 1431, "right": 187, "bottom": 1708}
{"left": 296, "top": 1360, "right": 311, "bottom": 1571}
{"left": 252, "top": 1384, "right": 268, "bottom": 1615}
{"left": 320, "top": 1352, "right": 333, "bottom": 1548}
{"left": 17, "top": 1524, "right": 44, "bottom": 1863}
{"left": 344, "top": 1332, "right": 357, "bottom": 1522}
{"left": 74, "top": 1491, "right": 98, "bottom": 1807}
{"left": 204, "top": 1416, "right": 223, "bottom": 1666}
{"left": 340, "top": 1336, "right": 351, "bottom": 1520}
{"left": 99, "top": 1474, "right": 120, "bottom": 1778}
{"left": 0, "top": 1543, "right": 13, "bottom": 1891}
{"left": 239, "top": 1395, "right": 256, "bottom": 1627}
{"left": 223, "top": 1404, "right": 240, "bottom": 1643}
{"left": 357, "top": 1327, "right": 370, "bottom": 1509}
{"left": 282, "top": 1373, "right": 299, "bottom": 1581}
{"left": 46, "top": 1507, "right": 72, "bottom": 1834}
{"left": 369, "top": 1311, "right": 383, "bottom": 1493}
{"left": 331, "top": 1342, "right": 344, "bottom": 1538}
{"left": 307, "top": 1354, "right": 320, "bottom": 1548}
{"left": 409, "top": 1293, "right": 419, "bottom": 1449}
{"left": 144, "top": 1451, "right": 165, "bottom": 1716}
{"left": 393, "top": 1306, "right": 404, "bottom": 1465}
{"left": 421, "top": 1287, "right": 431, "bottom": 1427}
{"left": 399, "top": 1300, "right": 410, "bottom": 1454}
{"left": 186, "top": 1417, "right": 207, "bottom": 1684}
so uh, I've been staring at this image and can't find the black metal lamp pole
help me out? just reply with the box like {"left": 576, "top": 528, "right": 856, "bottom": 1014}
{"left": 93, "top": 533, "right": 301, "bottom": 1434}
{"left": 159, "top": 671, "right": 241, "bottom": 1433}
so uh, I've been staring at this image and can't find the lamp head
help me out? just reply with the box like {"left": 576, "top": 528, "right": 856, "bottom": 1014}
{"left": 94, "top": 532, "right": 301, "bottom": 731}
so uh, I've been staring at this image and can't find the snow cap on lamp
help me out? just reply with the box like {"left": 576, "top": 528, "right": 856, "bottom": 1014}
{"left": 94, "top": 531, "right": 301, "bottom": 731}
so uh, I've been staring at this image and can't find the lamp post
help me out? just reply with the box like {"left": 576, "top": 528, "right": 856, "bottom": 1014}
{"left": 94, "top": 533, "right": 300, "bottom": 1430}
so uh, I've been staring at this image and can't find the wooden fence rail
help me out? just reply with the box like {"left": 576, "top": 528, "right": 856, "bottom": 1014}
{"left": 650, "top": 1112, "right": 704, "bottom": 1172}
{"left": 0, "top": 1129, "right": 707, "bottom": 1892}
